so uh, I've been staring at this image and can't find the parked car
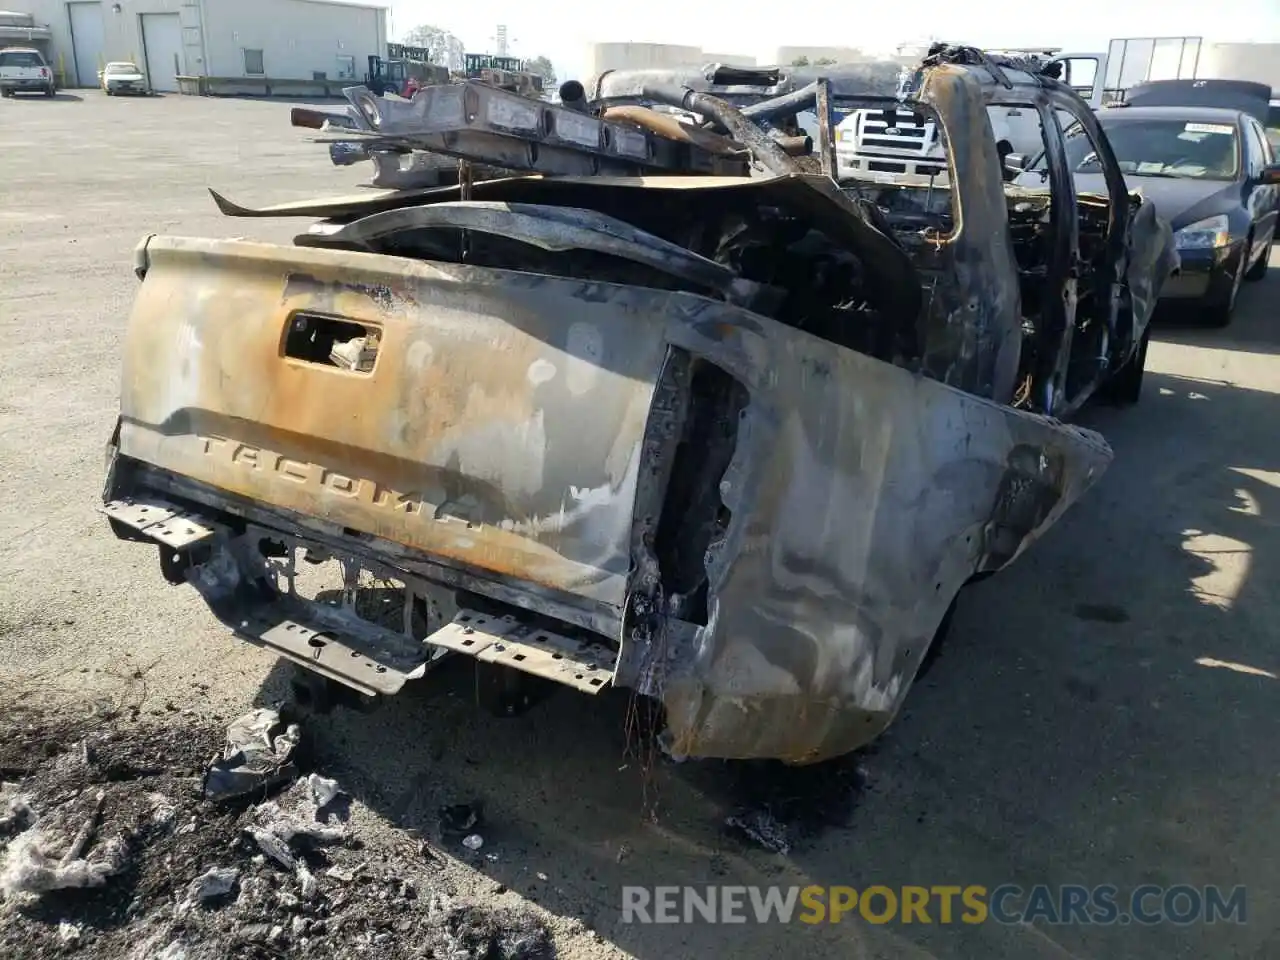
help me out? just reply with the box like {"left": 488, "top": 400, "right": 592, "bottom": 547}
{"left": 102, "top": 47, "right": 1171, "bottom": 764}
{"left": 0, "top": 47, "right": 55, "bottom": 98}
{"left": 99, "top": 60, "right": 150, "bottom": 96}
{"left": 1017, "top": 103, "right": 1279, "bottom": 326}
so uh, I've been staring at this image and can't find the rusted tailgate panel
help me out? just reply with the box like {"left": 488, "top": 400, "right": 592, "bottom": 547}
{"left": 118, "top": 237, "right": 671, "bottom": 618}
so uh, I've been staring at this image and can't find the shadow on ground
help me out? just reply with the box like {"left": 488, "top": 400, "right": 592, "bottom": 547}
{"left": 250, "top": 287, "right": 1280, "bottom": 959}
{"left": 2, "top": 92, "right": 82, "bottom": 103}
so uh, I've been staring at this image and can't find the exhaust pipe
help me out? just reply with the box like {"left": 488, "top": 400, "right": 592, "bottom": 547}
{"left": 559, "top": 79, "right": 589, "bottom": 113}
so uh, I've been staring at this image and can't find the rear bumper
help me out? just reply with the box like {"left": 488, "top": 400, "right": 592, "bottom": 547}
{"left": 0, "top": 78, "right": 51, "bottom": 90}
{"left": 107, "top": 235, "right": 1113, "bottom": 763}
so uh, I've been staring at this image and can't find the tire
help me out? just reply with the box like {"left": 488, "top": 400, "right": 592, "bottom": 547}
{"left": 1244, "top": 238, "right": 1269, "bottom": 281}
{"left": 1205, "top": 252, "right": 1245, "bottom": 328}
{"left": 0, "top": 89, "right": 11, "bottom": 98}
{"left": 1102, "top": 327, "right": 1150, "bottom": 406}
{"left": 44, "top": 85, "right": 55, "bottom": 97}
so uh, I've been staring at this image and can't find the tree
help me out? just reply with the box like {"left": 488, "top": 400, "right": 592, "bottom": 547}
{"left": 790, "top": 55, "right": 810, "bottom": 67}
{"left": 524, "top": 55, "right": 556, "bottom": 88}
{"left": 402, "top": 24, "right": 465, "bottom": 72}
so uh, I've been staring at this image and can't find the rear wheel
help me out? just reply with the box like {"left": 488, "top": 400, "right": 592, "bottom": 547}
{"left": 44, "top": 85, "right": 55, "bottom": 97}
{"left": 0, "top": 89, "right": 12, "bottom": 98}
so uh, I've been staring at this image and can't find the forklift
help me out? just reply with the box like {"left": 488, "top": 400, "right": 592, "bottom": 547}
{"left": 364, "top": 55, "right": 449, "bottom": 97}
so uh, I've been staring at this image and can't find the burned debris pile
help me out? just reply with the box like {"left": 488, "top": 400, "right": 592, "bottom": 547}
{"left": 288, "top": 75, "right": 923, "bottom": 373}
{"left": 0, "top": 707, "right": 555, "bottom": 959}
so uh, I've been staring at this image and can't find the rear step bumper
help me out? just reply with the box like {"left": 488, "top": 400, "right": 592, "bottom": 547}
{"left": 103, "top": 496, "right": 617, "bottom": 698}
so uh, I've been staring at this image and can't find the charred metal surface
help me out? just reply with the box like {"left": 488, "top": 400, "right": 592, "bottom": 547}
{"left": 207, "top": 174, "right": 923, "bottom": 337}
{"left": 634, "top": 80, "right": 800, "bottom": 176}
{"left": 813, "top": 80, "right": 838, "bottom": 181}
{"left": 645, "top": 286, "right": 1112, "bottom": 763}
{"left": 105, "top": 47, "right": 1177, "bottom": 763}
{"left": 315, "top": 82, "right": 747, "bottom": 178}
{"left": 591, "top": 61, "right": 907, "bottom": 106}
{"left": 1032, "top": 100, "right": 1079, "bottom": 413}
{"left": 116, "top": 237, "right": 672, "bottom": 620}
{"left": 319, "top": 201, "right": 757, "bottom": 303}
{"left": 890, "top": 65, "right": 1024, "bottom": 403}
{"left": 108, "top": 234, "right": 1113, "bottom": 762}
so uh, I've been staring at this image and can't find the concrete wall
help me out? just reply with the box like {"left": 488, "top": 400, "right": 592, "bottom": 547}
{"left": 771, "top": 45, "right": 872, "bottom": 66}
{"left": 585, "top": 42, "right": 756, "bottom": 76}
{"left": 202, "top": 0, "right": 386, "bottom": 80}
{"left": 1, "top": 0, "right": 386, "bottom": 85}
{"left": 586, "top": 42, "right": 704, "bottom": 76}
{"left": 701, "top": 51, "right": 756, "bottom": 67}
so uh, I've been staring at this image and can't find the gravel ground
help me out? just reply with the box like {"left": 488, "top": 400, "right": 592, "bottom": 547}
{"left": 2, "top": 89, "right": 1280, "bottom": 960}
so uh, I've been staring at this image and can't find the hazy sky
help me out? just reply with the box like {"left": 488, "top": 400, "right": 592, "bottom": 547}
{"left": 384, "top": 0, "right": 1280, "bottom": 80}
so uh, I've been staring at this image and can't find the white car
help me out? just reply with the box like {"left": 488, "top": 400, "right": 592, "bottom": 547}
{"left": 0, "top": 47, "right": 55, "bottom": 98}
{"left": 99, "top": 61, "right": 149, "bottom": 96}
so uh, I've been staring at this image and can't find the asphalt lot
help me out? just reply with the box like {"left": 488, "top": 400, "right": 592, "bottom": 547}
{"left": 2, "top": 89, "right": 1279, "bottom": 959}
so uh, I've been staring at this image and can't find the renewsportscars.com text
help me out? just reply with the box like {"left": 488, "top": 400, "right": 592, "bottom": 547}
{"left": 621, "top": 884, "right": 1247, "bottom": 926}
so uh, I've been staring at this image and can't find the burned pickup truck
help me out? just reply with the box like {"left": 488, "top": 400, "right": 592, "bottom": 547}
{"left": 102, "top": 46, "right": 1173, "bottom": 763}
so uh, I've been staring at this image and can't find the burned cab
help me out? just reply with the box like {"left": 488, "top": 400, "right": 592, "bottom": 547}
{"left": 103, "top": 47, "right": 1170, "bottom": 764}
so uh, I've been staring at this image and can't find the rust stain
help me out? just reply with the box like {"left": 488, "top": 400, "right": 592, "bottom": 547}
{"left": 119, "top": 239, "right": 662, "bottom": 596}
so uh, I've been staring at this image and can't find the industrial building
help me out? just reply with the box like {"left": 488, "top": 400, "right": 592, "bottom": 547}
{"left": 1, "top": 0, "right": 387, "bottom": 92}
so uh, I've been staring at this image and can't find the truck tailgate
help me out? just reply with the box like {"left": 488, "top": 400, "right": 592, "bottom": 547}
{"left": 118, "top": 236, "right": 672, "bottom": 622}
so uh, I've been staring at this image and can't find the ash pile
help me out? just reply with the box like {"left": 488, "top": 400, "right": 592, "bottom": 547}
{"left": 0, "top": 706, "right": 553, "bottom": 960}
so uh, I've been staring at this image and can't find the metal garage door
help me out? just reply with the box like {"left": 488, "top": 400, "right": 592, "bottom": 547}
{"left": 140, "top": 13, "right": 183, "bottom": 92}
{"left": 67, "top": 2, "right": 104, "bottom": 88}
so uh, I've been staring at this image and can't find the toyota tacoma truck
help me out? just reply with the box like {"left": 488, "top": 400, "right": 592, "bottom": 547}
{"left": 103, "top": 45, "right": 1174, "bottom": 763}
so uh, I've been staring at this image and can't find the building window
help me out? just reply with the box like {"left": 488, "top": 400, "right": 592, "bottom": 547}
{"left": 336, "top": 55, "right": 355, "bottom": 80}
{"left": 243, "top": 48, "right": 264, "bottom": 76}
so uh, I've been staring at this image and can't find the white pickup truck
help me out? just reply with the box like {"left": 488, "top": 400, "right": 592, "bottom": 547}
{"left": 836, "top": 49, "right": 1107, "bottom": 178}
{"left": 0, "top": 46, "right": 56, "bottom": 97}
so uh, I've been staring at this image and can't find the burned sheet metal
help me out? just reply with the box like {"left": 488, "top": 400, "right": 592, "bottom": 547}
{"left": 315, "top": 201, "right": 754, "bottom": 302}
{"left": 203, "top": 708, "right": 301, "bottom": 802}
{"left": 104, "top": 47, "right": 1166, "bottom": 764}
{"left": 304, "top": 82, "right": 748, "bottom": 180}
{"left": 106, "top": 234, "right": 1111, "bottom": 764}
{"left": 116, "top": 236, "right": 669, "bottom": 621}
{"left": 646, "top": 305, "right": 1112, "bottom": 762}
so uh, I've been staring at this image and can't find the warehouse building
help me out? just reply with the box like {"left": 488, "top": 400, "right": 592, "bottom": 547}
{"left": 2, "top": 0, "right": 387, "bottom": 92}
